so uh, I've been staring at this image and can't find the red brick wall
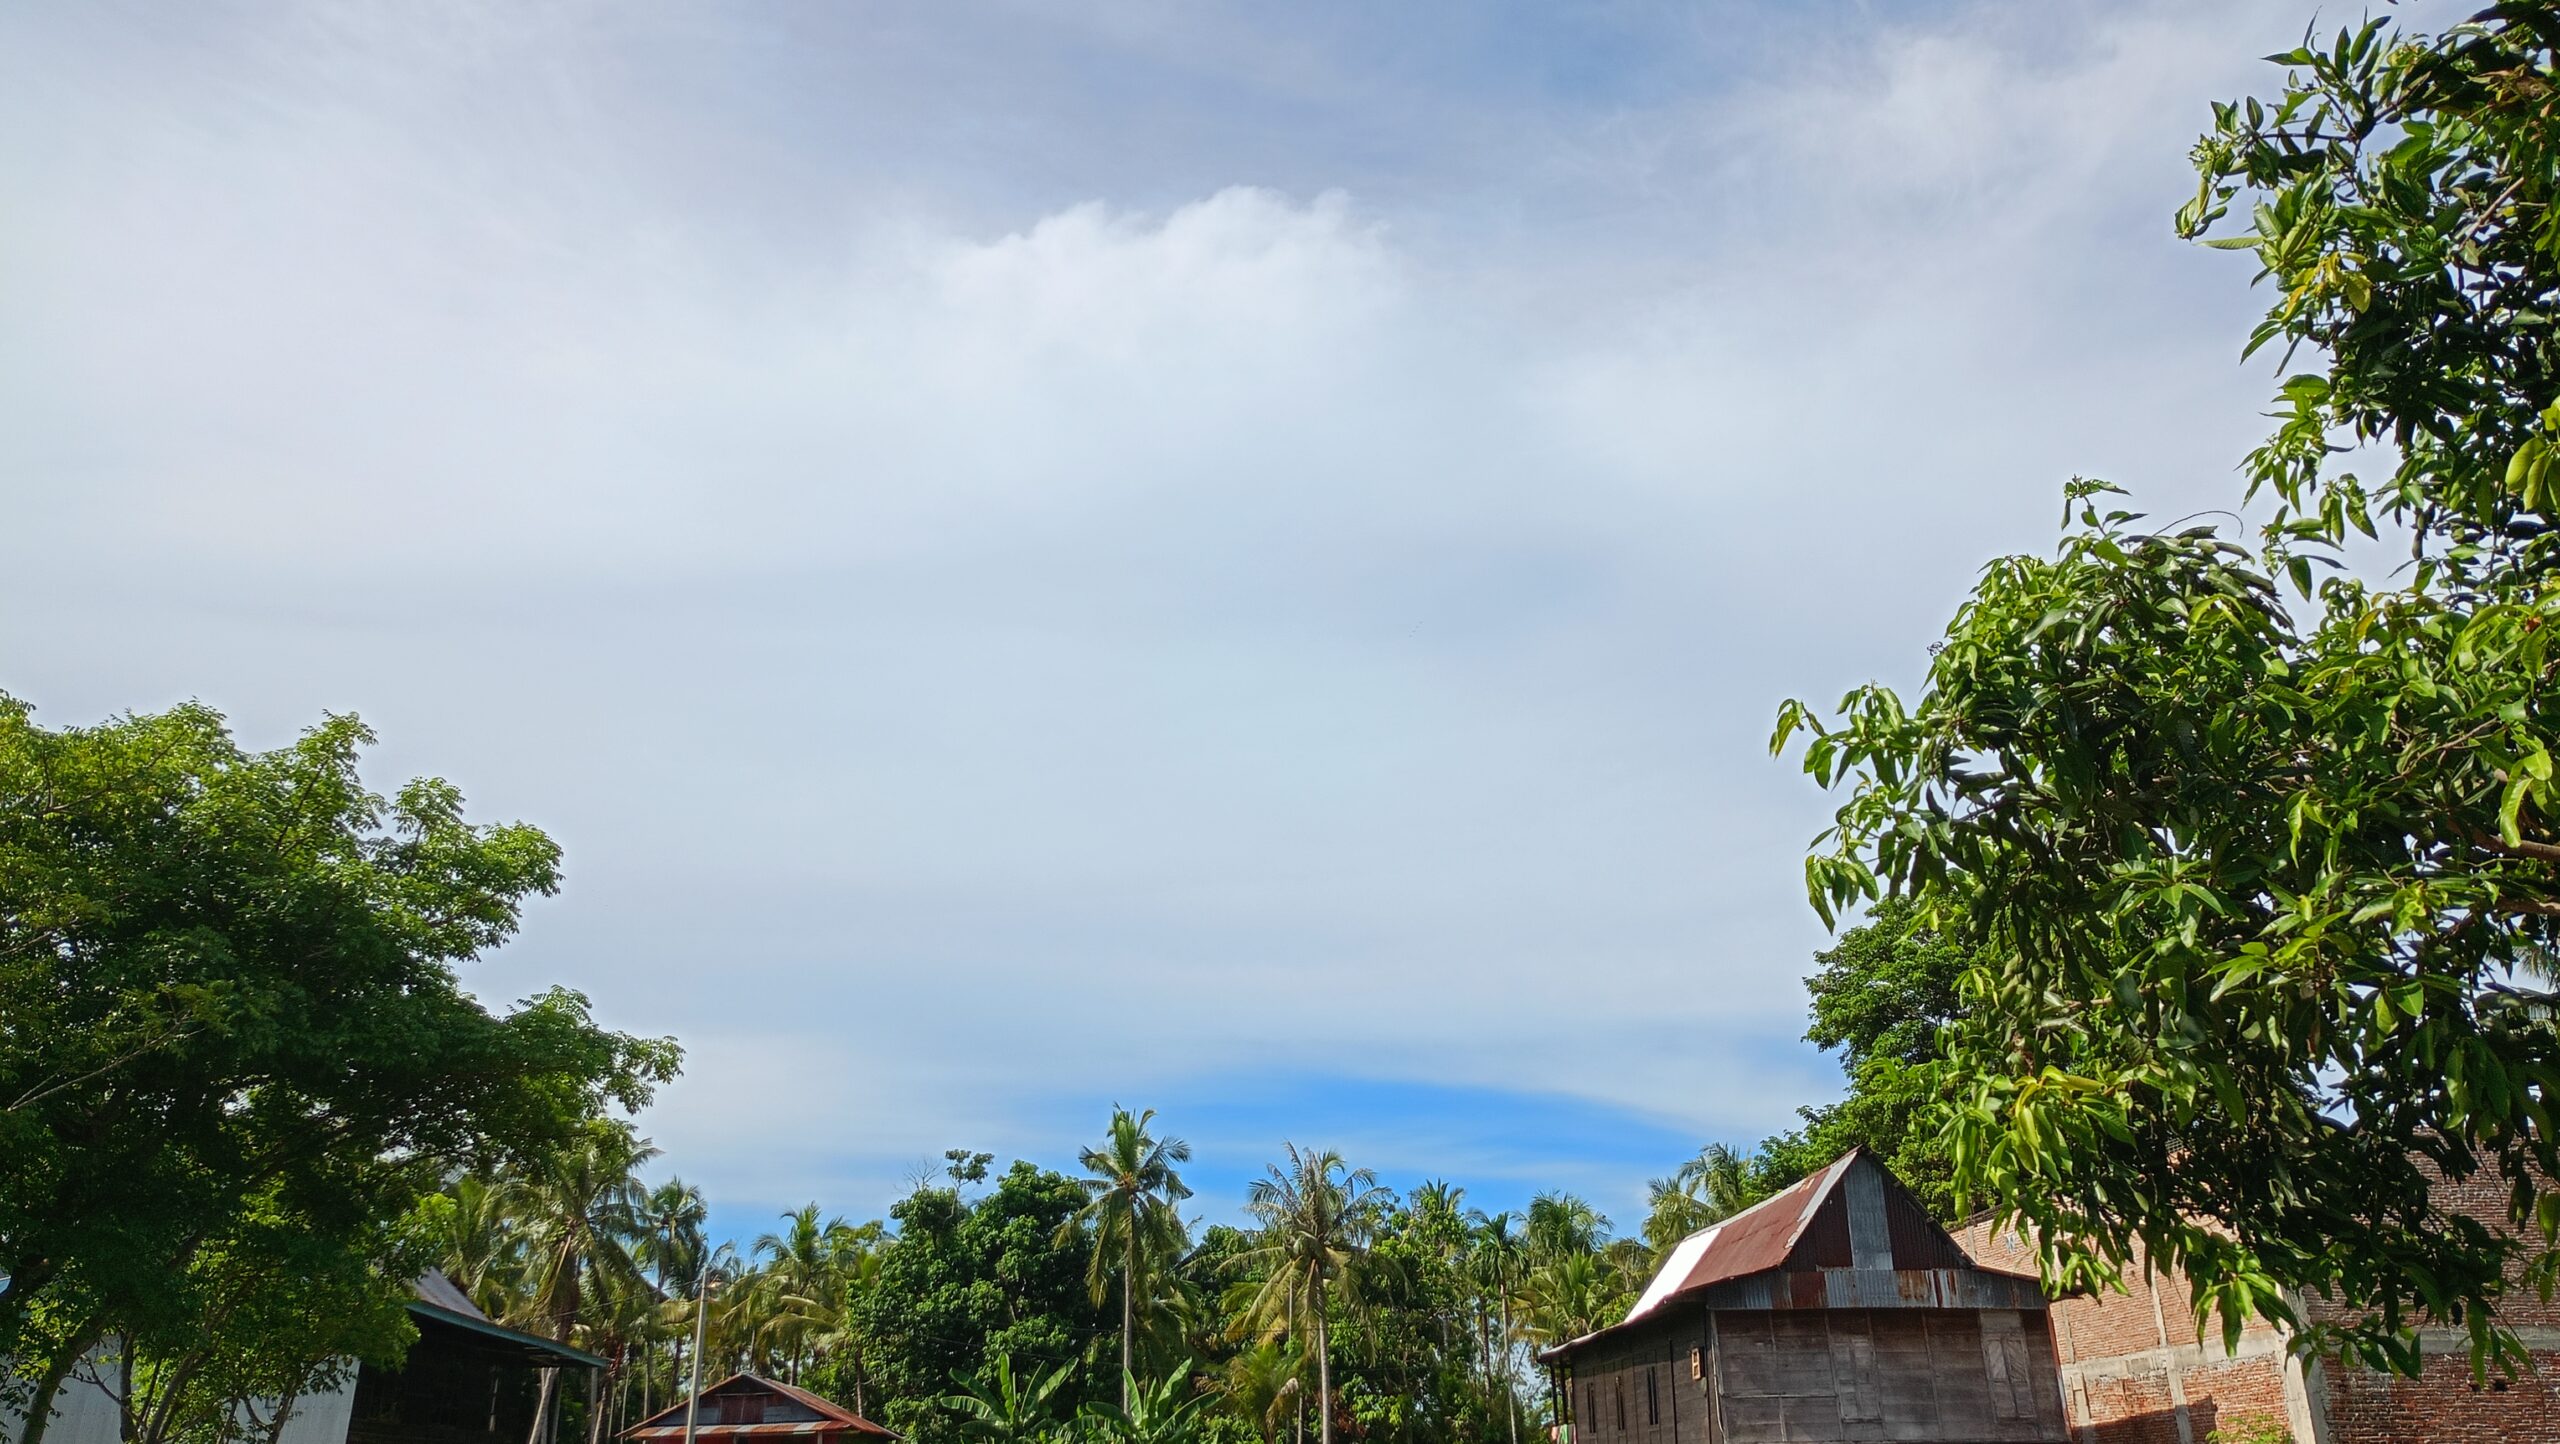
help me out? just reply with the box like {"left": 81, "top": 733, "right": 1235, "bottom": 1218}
{"left": 1952, "top": 1183, "right": 2560, "bottom": 1444}
{"left": 2323, "top": 1352, "right": 2560, "bottom": 1444}
{"left": 1953, "top": 1216, "right": 2300, "bottom": 1443}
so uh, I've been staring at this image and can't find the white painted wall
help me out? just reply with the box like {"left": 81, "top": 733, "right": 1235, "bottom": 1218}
{"left": 1, "top": 1345, "right": 356, "bottom": 1444}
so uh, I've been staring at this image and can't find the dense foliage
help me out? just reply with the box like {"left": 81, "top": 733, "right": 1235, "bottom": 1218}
{"left": 404, "top": 1107, "right": 1774, "bottom": 1444}
{"left": 0, "top": 698, "right": 678, "bottom": 1444}
{"left": 1777, "top": 5, "right": 2560, "bottom": 1373}
{"left": 1751, "top": 901, "right": 1975, "bottom": 1218}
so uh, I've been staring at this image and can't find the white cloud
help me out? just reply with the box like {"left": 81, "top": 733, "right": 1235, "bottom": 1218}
{"left": 0, "top": 0, "right": 2399, "bottom": 1217}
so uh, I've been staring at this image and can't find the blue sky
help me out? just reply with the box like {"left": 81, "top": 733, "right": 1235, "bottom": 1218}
{"left": 0, "top": 0, "right": 2438, "bottom": 1243}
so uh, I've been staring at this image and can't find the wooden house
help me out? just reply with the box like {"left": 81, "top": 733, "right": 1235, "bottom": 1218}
{"left": 1540, "top": 1150, "right": 2068, "bottom": 1444}
{"left": 621, "top": 1373, "right": 894, "bottom": 1444}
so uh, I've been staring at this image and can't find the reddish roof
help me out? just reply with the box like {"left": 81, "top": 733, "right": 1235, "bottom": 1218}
{"left": 1541, "top": 1148, "right": 2042, "bottom": 1361}
{"left": 622, "top": 1373, "right": 895, "bottom": 1442}
{"left": 1620, "top": 1152, "right": 1861, "bottom": 1324}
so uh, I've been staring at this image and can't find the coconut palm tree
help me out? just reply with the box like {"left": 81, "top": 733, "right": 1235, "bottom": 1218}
{"left": 428, "top": 1173, "right": 527, "bottom": 1318}
{"left": 1512, "top": 1253, "right": 1631, "bottom": 1349}
{"left": 636, "top": 1179, "right": 707, "bottom": 1416}
{"left": 1468, "top": 1211, "right": 1526, "bottom": 1444}
{"left": 1055, "top": 1106, "right": 1193, "bottom": 1410}
{"left": 502, "top": 1121, "right": 658, "bottom": 1444}
{"left": 821, "top": 1240, "right": 884, "bottom": 1418}
{"left": 1216, "top": 1339, "right": 1305, "bottom": 1444}
{"left": 1523, "top": 1193, "right": 1607, "bottom": 1262}
{"left": 1232, "top": 1145, "right": 1388, "bottom": 1444}
{"left": 751, "top": 1204, "right": 860, "bottom": 1383}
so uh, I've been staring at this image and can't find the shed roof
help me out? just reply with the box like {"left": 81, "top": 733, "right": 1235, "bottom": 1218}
{"left": 406, "top": 1270, "right": 607, "bottom": 1370}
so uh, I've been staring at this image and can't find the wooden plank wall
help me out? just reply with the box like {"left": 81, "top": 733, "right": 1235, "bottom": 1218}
{"left": 1712, "top": 1309, "right": 2067, "bottom": 1444}
{"left": 1570, "top": 1317, "right": 1718, "bottom": 1444}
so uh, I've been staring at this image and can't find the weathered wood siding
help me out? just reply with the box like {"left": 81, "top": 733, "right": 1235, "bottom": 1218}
{"left": 1712, "top": 1307, "right": 2065, "bottom": 1443}
{"left": 1570, "top": 1313, "right": 1717, "bottom": 1444}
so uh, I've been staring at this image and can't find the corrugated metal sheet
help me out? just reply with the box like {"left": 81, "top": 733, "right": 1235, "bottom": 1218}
{"left": 1540, "top": 1150, "right": 2055, "bottom": 1362}
{"left": 1796, "top": 1189, "right": 1853, "bottom": 1269}
{"left": 1884, "top": 1175, "right": 1968, "bottom": 1270}
{"left": 625, "top": 1425, "right": 840, "bottom": 1438}
{"left": 411, "top": 1269, "right": 486, "bottom": 1320}
{"left": 1620, "top": 1153, "right": 1858, "bottom": 1328}
{"left": 621, "top": 1374, "right": 896, "bottom": 1442}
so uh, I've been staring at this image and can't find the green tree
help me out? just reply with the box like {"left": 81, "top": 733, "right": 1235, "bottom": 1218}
{"left": 1775, "top": 7, "right": 2560, "bottom": 1373}
{"left": 1232, "top": 1147, "right": 1387, "bottom": 1444}
{"left": 1211, "top": 1339, "right": 1303, "bottom": 1444}
{"left": 0, "top": 700, "right": 677, "bottom": 1444}
{"left": 504, "top": 1121, "right": 657, "bottom": 1444}
{"left": 1509, "top": 1255, "right": 1628, "bottom": 1351}
{"left": 422, "top": 1174, "right": 529, "bottom": 1320}
{"left": 1753, "top": 902, "right": 1976, "bottom": 1217}
{"left": 89, "top": 1182, "right": 424, "bottom": 1444}
{"left": 635, "top": 1179, "right": 708, "bottom": 1418}
{"left": 1058, "top": 1108, "right": 1195, "bottom": 1411}
{"left": 1465, "top": 1214, "right": 1525, "bottom": 1444}
{"left": 852, "top": 1160, "right": 1108, "bottom": 1444}
{"left": 749, "top": 1205, "right": 868, "bottom": 1384}
{"left": 1520, "top": 1195, "right": 1604, "bottom": 1262}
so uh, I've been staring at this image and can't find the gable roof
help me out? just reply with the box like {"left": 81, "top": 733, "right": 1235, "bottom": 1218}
{"left": 1542, "top": 1149, "right": 2041, "bottom": 1360}
{"left": 1620, "top": 1152, "right": 1861, "bottom": 1326}
{"left": 623, "top": 1373, "right": 895, "bottom": 1441}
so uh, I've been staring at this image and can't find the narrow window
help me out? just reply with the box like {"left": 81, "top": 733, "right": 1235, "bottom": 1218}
{"left": 1615, "top": 1377, "right": 1627, "bottom": 1432}
{"left": 1645, "top": 1367, "right": 1659, "bottom": 1426}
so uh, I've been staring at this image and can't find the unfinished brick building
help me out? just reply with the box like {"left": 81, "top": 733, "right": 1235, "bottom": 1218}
{"left": 1951, "top": 1168, "right": 2560, "bottom": 1444}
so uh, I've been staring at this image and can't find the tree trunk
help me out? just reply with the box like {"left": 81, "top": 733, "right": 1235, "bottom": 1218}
{"left": 1120, "top": 1232, "right": 1136, "bottom": 1411}
{"left": 134, "top": 1344, "right": 214, "bottom": 1444}
{"left": 260, "top": 1382, "right": 305, "bottom": 1444}
{"left": 585, "top": 1369, "right": 605, "bottom": 1444}
{"left": 526, "top": 1369, "right": 558, "bottom": 1444}
{"left": 17, "top": 1315, "right": 107, "bottom": 1444}
{"left": 1314, "top": 1298, "right": 1332, "bottom": 1444}
{"left": 1500, "top": 1283, "right": 1520, "bottom": 1444}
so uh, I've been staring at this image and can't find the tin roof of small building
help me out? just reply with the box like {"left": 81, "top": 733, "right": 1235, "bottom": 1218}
{"left": 406, "top": 1270, "right": 607, "bottom": 1370}
{"left": 622, "top": 1373, "right": 896, "bottom": 1442}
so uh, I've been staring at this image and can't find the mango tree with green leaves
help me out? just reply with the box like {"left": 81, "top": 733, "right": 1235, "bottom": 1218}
{"left": 1776, "top": 5, "right": 2560, "bottom": 1374}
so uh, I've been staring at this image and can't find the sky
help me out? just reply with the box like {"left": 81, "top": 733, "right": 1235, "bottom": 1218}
{"left": 0, "top": 0, "right": 2431, "bottom": 1243}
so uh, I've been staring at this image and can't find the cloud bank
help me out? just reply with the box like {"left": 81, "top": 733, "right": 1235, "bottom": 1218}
{"left": 0, "top": 0, "right": 2413, "bottom": 1226}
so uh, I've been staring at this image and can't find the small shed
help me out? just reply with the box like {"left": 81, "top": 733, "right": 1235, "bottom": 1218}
{"left": 1, "top": 1272, "right": 603, "bottom": 1444}
{"left": 346, "top": 1271, "right": 607, "bottom": 1444}
{"left": 621, "top": 1374, "right": 894, "bottom": 1444}
{"left": 1540, "top": 1150, "right": 2067, "bottom": 1444}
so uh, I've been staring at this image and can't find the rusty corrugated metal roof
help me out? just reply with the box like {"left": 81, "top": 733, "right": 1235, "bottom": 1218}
{"left": 1622, "top": 1151, "right": 1859, "bottom": 1323}
{"left": 622, "top": 1373, "right": 896, "bottom": 1441}
{"left": 1537, "top": 1148, "right": 2060, "bottom": 1362}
